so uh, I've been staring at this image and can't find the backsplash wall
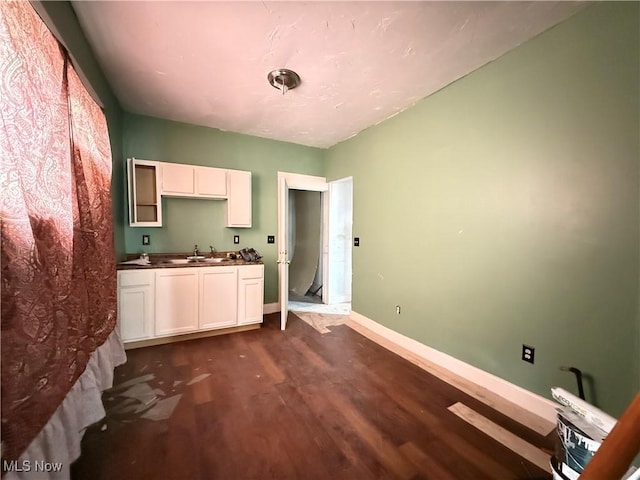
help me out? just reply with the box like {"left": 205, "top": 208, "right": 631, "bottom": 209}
{"left": 121, "top": 113, "right": 325, "bottom": 303}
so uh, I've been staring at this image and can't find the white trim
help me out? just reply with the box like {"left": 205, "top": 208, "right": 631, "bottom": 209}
{"left": 263, "top": 302, "right": 280, "bottom": 314}
{"left": 348, "top": 311, "right": 557, "bottom": 434}
{"left": 448, "top": 402, "right": 551, "bottom": 473}
{"left": 324, "top": 177, "right": 353, "bottom": 306}
{"left": 278, "top": 171, "right": 328, "bottom": 192}
{"left": 277, "top": 172, "right": 328, "bottom": 330}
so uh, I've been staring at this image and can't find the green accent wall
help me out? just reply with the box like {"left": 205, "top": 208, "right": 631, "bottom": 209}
{"left": 121, "top": 113, "right": 325, "bottom": 303}
{"left": 326, "top": 2, "right": 639, "bottom": 416}
{"left": 39, "top": 0, "right": 638, "bottom": 415}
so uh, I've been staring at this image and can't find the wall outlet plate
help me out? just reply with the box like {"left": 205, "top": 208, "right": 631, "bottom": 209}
{"left": 354, "top": 237, "right": 360, "bottom": 247}
{"left": 142, "top": 235, "right": 150, "bottom": 245}
{"left": 267, "top": 235, "right": 275, "bottom": 244}
{"left": 233, "top": 235, "right": 240, "bottom": 244}
{"left": 522, "top": 344, "right": 535, "bottom": 364}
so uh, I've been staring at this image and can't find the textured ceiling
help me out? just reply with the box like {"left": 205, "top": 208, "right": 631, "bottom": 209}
{"left": 71, "top": 1, "right": 586, "bottom": 148}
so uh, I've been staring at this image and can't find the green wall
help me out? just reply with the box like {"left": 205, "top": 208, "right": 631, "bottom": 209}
{"left": 39, "top": 0, "right": 639, "bottom": 415}
{"left": 33, "top": 1, "right": 125, "bottom": 259}
{"left": 326, "top": 2, "right": 639, "bottom": 416}
{"left": 121, "top": 113, "right": 325, "bottom": 303}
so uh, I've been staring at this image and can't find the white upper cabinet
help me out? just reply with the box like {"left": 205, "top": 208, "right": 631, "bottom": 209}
{"left": 127, "top": 158, "right": 162, "bottom": 227}
{"left": 226, "top": 169, "right": 252, "bottom": 228}
{"left": 127, "top": 159, "right": 252, "bottom": 229}
{"left": 195, "top": 166, "right": 226, "bottom": 198}
{"left": 161, "top": 163, "right": 227, "bottom": 199}
{"left": 161, "top": 162, "right": 195, "bottom": 196}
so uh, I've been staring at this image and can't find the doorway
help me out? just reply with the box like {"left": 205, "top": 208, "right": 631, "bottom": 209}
{"left": 287, "top": 190, "right": 324, "bottom": 308}
{"left": 277, "top": 172, "right": 353, "bottom": 330}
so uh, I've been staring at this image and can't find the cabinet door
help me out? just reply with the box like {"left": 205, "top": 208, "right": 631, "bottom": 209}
{"left": 226, "top": 170, "right": 252, "bottom": 227}
{"left": 161, "top": 162, "right": 195, "bottom": 196}
{"left": 196, "top": 167, "right": 227, "bottom": 197}
{"left": 238, "top": 278, "right": 264, "bottom": 325}
{"left": 199, "top": 267, "right": 238, "bottom": 329}
{"left": 238, "top": 265, "right": 264, "bottom": 325}
{"left": 155, "top": 269, "right": 199, "bottom": 336}
{"left": 118, "top": 270, "right": 155, "bottom": 342}
{"left": 128, "top": 158, "right": 162, "bottom": 227}
{"left": 119, "top": 286, "right": 154, "bottom": 341}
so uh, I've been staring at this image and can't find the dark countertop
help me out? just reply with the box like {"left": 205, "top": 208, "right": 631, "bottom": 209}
{"left": 117, "top": 252, "right": 263, "bottom": 270}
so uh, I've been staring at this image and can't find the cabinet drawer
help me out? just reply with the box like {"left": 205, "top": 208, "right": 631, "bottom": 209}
{"left": 239, "top": 265, "right": 263, "bottom": 280}
{"left": 119, "top": 270, "right": 154, "bottom": 287}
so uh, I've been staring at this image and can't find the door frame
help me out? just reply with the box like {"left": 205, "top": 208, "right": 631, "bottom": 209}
{"left": 277, "top": 172, "right": 327, "bottom": 330}
{"left": 323, "top": 176, "right": 353, "bottom": 305}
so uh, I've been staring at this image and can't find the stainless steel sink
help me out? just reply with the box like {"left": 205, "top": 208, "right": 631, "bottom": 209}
{"left": 167, "top": 259, "right": 191, "bottom": 264}
{"left": 164, "top": 257, "right": 230, "bottom": 265}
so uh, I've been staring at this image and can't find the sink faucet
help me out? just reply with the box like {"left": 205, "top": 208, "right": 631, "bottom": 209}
{"left": 193, "top": 244, "right": 199, "bottom": 257}
{"left": 209, "top": 245, "right": 216, "bottom": 257}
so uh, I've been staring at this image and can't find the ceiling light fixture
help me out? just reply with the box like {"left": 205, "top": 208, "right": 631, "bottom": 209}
{"left": 267, "top": 68, "right": 301, "bottom": 95}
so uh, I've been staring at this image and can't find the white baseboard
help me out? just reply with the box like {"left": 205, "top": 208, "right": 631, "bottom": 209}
{"left": 263, "top": 302, "right": 280, "bottom": 315}
{"left": 348, "top": 311, "right": 557, "bottom": 434}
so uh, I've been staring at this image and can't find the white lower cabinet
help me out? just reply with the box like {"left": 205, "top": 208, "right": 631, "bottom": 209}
{"left": 118, "top": 265, "right": 263, "bottom": 345}
{"left": 155, "top": 268, "right": 199, "bottom": 336}
{"left": 118, "top": 270, "right": 155, "bottom": 342}
{"left": 200, "top": 267, "right": 238, "bottom": 329}
{"left": 238, "top": 265, "right": 264, "bottom": 325}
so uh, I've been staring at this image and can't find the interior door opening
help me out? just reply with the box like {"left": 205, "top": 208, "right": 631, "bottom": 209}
{"left": 287, "top": 190, "right": 324, "bottom": 305}
{"left": 277, "top": 172, "right": 353, "bottom": 330}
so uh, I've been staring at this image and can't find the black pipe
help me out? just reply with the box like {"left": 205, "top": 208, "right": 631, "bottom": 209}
{"left": 560, "top": 366, "right": 585, "bottom": 400}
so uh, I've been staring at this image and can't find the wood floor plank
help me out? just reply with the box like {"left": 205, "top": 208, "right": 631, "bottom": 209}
{"left": 448, "top": 402, "right": 551, "bottom": 473}
{"left": 399, "top": 441, "right": 458, "bottom": 480}
{"left": 276, "top": 382, "right": 370, "bottom": 479}
{"left": 200, "top": 390, "right": 301, "bottom": 479}
{"left": 348, "top": 366, "right": 518, "bottom": 479}
{"left": 72, "top": 314, "right": 555, "bottom": 480}
{"left": 247, "top": 340, "right": 287, "bottom": 384}
{"left": 296, "top": 381, "right": 398, "bottom": 479}
{"left": 331, "top": 371, "right": 438, "bottom": 447}
{"left": 171, "top": 344, "right": 191, "bottom": 367}
{"left": 320, "top": 383, "right": 418, "bottom": 479}
{"left": 347, "top": 318, "right": 555, "bottom": 437}
{"left": 436, "top": 429, "right": 520, "bottom": 479}
{"left": 287, "top": 335, "right": 334, "bottom": 373}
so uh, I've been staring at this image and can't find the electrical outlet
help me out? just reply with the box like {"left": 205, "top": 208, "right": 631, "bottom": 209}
{"left": 522, "top": 344, "right": 535, "bottom": 364}
{"left": 354, "top": 237, "right": 360, "bottom": 247}
{"left": 142, "top": 235, "right": 150, "bottom": 245}
{"left": 396, "top": 305, "right": 401, "bottom": 314}
{"left": 233, "top": 235, "right": 240, "bottom": 244}
{"left": 267, "top": 235, "right": 275, "bottom": 244}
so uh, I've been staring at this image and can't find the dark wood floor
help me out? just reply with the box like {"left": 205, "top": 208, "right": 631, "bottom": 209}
{"left": 71, "top": 313, "right": 554, "bottom": 480}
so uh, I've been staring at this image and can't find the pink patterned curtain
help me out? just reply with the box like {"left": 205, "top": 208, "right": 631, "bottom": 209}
{"left": 1, "top": 2, "right": 117, "bottom": 460}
